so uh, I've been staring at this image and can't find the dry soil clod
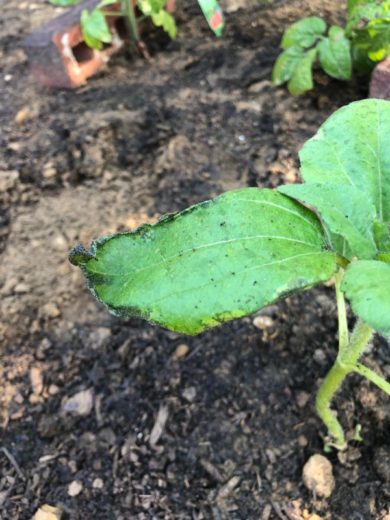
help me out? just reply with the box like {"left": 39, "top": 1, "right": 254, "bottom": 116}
{"left": 302, "top": 454, "right": 335, "bottom": 498}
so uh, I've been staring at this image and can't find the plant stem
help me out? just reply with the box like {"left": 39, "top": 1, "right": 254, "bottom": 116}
{"left": 121, "top": 0, "right": 140, "bottom": 42}
{"left": 335, "top": 270, "right": 348, "bottom": 350}
{"left": 353, "top": 363, "right": 390, "bottom": 395}
{"left": 315, "top": 276, "right": 375, "bottom": 450}
{"left": 104, "top": 11, "right": 126, "bottom": 16}
{"left": 315, "top": 359, "right": 350, "bottom": 450}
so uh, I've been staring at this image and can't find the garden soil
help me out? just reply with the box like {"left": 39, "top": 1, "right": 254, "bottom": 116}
{"left": 0, "top": 0, "right": 389, "bottom": 518}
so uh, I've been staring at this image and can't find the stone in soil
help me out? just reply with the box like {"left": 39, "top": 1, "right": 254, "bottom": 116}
{"left": 61, "top": 388, "right": 94, "bottom": 417}
{"left": 302, "top": 454, "right": 335, "bottom": 498}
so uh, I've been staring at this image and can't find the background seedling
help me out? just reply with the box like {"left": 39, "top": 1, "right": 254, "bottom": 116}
{"left": 49, "top": 0, "right": 177, "bottom": 54}
{"left": 273, "top": 0, "right": 390, "bottom": 95}
{"left": 70, "top": 99, "right": 390, "bottom": 451}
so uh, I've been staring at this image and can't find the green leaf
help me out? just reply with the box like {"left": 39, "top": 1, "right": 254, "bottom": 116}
{"left": 151, "top": 10, "right": 177, "bottom": 38}
{"left": 287, "top": 48, "right": 316, "bottom": 96}
{"left": 272, "top": 46, "right": 304, "bottom": 86}
{"left": 347, "top": 0, "right": 360, "bottom": 15}
{"left": 366, "top": 20, "right": 390, "bottom": 61}
{"left": 137, "top": 0, "right": 166, "bottom": 15}
{"left": 346, "top": 1, "right": 387, "bottom": 33}
{"left": 282, "top": 17, "right": 327, "bottom": 49}
{"left": 278, "top": 183, "right": 377, "bottom": 260}
{"left": 342, "top": 260, "right": 390, "bottom": 336}
{"left": 351, "top": 38, "right": 376, "bottom": 74}
{"left": 317, "top": 26, "right": 352, "bottom": 80}
{"left": 373, "top": 220, "right": 390, "bottom": 252}
{"left": 48, "top": 0, "right": 80, "bottom": 5}
{"left": 81, "top": 8, "right": 112, "bottom": 50}
{"left": 299, "top": 99, "right": 390, "bottom": 224}
{"left": 70, "top": 189, "right": 337, "bottom": 335}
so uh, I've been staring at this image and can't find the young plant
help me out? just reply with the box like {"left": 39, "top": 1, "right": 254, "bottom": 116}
{"left": 70, "top": 99, "right": 390, "bottom": 451}
{"left": 49, "top": 0, "right": 177, "bottom": 52}
{"left": 273, "top": 0, "right": 390, "bottom": 95}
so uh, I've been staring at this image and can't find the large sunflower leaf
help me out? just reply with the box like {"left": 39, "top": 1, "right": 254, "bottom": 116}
{"left": 342, "top": 260, "right": 390, "bottom": 337}
{"left": 299, "top": 99, "right": 390, "bottom": 224}
{"left": 70, "top": 189, "right": 337, "bottom": 335}
{"left": 278, "top": 183, "right": 377, "bottom": 260}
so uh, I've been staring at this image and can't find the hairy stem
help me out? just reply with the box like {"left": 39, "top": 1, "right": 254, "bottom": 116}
{"left": 315, "top": 359, "right": 350, "bottom": 450}
{"left": 315, "top": 273, "right": 375, "bottom": 450}
{"left": 353, "top": 363, "right": 390, "bottom": 395}
{"left": 335, "top": 270, "right": 348, "bottom": 351}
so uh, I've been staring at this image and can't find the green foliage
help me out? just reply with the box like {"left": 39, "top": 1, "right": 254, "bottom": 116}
{"left": 299, "top": 99, "right": 390, "bottom": 224}
{"left": 71, "top": 99, "right": 390, "bottom": 339}
{"left": 81, "top": 8, "right": 112, "bottom": 50}
{"left": 281, "top": 16, "right": 326, "bottom": 49}
{"left": 273, "top": 1, "right": 390, "bottom": 95}
{"left": 70, "top": 189, "right": 336, "bottom": 334}
{"left": 51, "top": 0, "right": 177, "bottom": 51}
{"left": 278, "top": 183, "right": 377, "bottom": 260}
{"left": 138, "top": 0, "right": 177, "bottom": 38}
{"left": 285, "top": 48, "right": 317, "bottom": 95}
{"left": 71, "top": 99, "right": 390, "bottom": 449}
{"left": 151, "top": 10, "right": 177, "bottom": 38}
{"left": 317, "top": 26, "right": 351, "bottom": 80}
{"left": 342, "top": 260, "right": 390, "bottom": 336}
{"left": 272, "top": 46, "right": 305, "bottom": 86}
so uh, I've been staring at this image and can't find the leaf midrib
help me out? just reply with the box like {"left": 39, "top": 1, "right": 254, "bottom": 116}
{"left": 146, "top": 250, "right": 332, "bottom": 307}
{"left": 88, "top": 234, "right": 323, "bottom": 279}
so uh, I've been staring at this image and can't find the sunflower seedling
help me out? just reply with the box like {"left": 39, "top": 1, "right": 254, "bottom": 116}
{"left": 70, "top": 99, "right": 390, "bottom": 451}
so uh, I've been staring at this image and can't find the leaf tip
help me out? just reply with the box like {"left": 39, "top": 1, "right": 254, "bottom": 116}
{"left": 69, "top": 244, "right": 96, "bottom": 267}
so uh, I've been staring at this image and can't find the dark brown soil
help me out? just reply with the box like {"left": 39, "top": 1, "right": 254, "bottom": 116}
{"left": 1, "top": 0, "right": 389, "bottom": 518}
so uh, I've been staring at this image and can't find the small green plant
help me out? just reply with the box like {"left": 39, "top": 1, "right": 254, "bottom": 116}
{"left": 273, "top": 0, "right": 390, "bottom": 95}
{"left": 70, "top": 99, "right": 390, "bottom": 451}
{"left": 49, "top": 0, "right": 176, "bottom": 51}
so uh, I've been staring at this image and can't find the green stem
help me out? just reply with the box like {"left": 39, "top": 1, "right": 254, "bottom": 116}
{"left": 104, "top": 10, "right": 126, "bottom": 16}
{"left": 121, "top": 0, "right": 140, "bottom": 42}
{"left": 353, "top": 363, "right": 390, "bottom": 395}
{"left": 315, "top": 359, "right": 350, "bottom": 450}
{"left": 315, "top": 293, "right": 374, "bottom": 450}
{"left": 335, "top": 270, "right": 348, "bottom": 351}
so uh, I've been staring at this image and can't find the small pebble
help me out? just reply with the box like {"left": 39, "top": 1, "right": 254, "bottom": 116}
{"left": 92, "top": 478, "right": 104, "bottom": 489}
{"left": 298, "top": 434, "right": 308, "bottom": 448}
{"left": 15, "top": 107, "right": 31, "bottom": 124}
{"left": 40, "top": 303, "right": 61, "bottom": 319}
{"left": 52, "top": 234, "right": 68, "bottom": 251}
{"left": 48, "top": 384, "right": 60, "bottom": 396}
{"left": 0, "top": 170, "right": 19, "bottom": 192}
{"left": 32, "top": 504, "right": 62, "bottom": 520}
{"left": 29, "top": 393, "right": 42, "bottom": 405}
{"left": 30, "top": 367, "right": 43, "bottom": 395}
{"left": 313, "top": 348, "right": 327, "bottom": 364}
{"left": 67, "top": 480, "right": 83, "bottom": 497}
{"left": 62, "top": 388, "right": 94, "bottom": 416}
{"left": 302, "top": 454, "right": 335, "bottom": 498}
{"left": 253, "top": 315, "right": 274, "bottom": 330}
{"left": 182, "top": 386, "right": 196, "bottom": 402}
{"left": 173, "top": 343, "right": 190, "bottom": 359}
{"left": 296, "top": 391, "right": 310, "bottom": 408}
{"left": 42, "top": 164, "right": 57, "bottom": 179}
{"left": 14, "top": 282, "right": 30, "bottom": 294}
